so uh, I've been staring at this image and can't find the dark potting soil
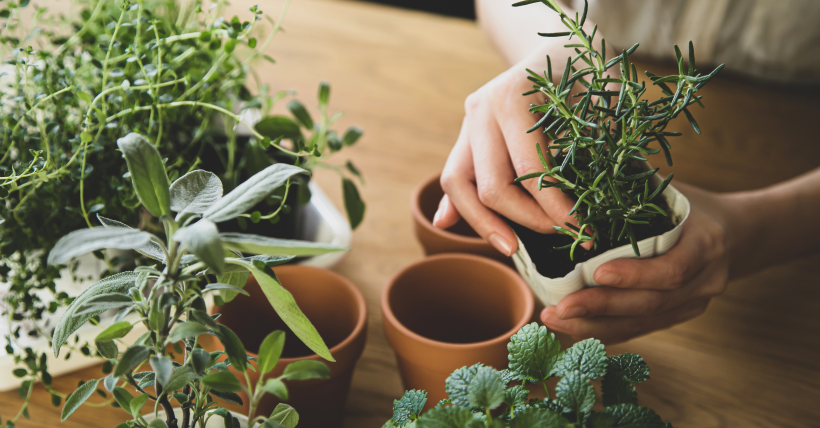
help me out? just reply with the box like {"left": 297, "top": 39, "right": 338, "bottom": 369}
{"left": 506, "top": 197, "right": 678, "bottom": 279}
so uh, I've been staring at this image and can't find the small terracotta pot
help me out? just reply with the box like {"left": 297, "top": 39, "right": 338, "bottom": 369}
{"left": 202, "top": 265, "right": 367, "bottom": 428}
{"left": 382, "top": 253, "right": 534, "bottom": 409}
{"left": 411, "top": 173, "right": 511, "bottom": 264}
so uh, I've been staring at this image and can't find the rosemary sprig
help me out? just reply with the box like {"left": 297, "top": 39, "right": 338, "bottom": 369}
{"left": 514, "top": 0, "right": 723, "bottom": 260}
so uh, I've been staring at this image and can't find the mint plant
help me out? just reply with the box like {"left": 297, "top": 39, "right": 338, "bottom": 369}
{"left": 513, "top": 0, "right": 723, "bottom": 260}
{"left": 17, "top": 131, "right": 345, "bottom": 428}
{"left": 385, "top": 323, "right": 670, "bottom": 428}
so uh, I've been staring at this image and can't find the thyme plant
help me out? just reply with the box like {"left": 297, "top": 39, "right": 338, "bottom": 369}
{"left": 385, "top": 323, "right": 670, "bottom": 428}
{"left": 513, "top": 0, "right": 723, "bottom": 260}
{"left": 47, "top": 133, "right": 343, "bottom": 428}
{"left": 0, "top": 0, "right": 363, "bottom": 418}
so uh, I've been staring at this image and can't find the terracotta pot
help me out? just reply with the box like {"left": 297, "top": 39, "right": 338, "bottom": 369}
{"left": 411, "top": 173, "right": 511, "bottom": 265}
{"left": 382, "top": 253, "right": 534, "bottom": 409}
{"left": 202, "top": 265, "right": 367, "bottom": 428}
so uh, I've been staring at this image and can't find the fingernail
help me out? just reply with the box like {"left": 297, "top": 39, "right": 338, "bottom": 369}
{"left": 432, "top": 209, "right": 442, "bottom": 228}
{"left": 488, "top": 234, "right": 513, "bottom": 257}
{"left": 595, "top": 271, "right": 621, "bottom": 286}
{"left": 560, "top": 306, "right": 586, "bottom": 319}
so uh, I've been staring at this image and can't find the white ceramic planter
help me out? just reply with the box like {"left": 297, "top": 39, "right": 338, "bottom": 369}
{"left": 512, "top": 183, "right": 690, "bottom": 306}
{"left": 146, "top": 409, "right": 249, "bottom": 428}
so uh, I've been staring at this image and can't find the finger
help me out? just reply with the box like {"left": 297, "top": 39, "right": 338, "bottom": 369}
{"left": 487, "top": 72, "right": 577, "bottom": 228}
{"left": 592, "top": 220, "right": 711, "bottom": 290}
{"left": 440, "top": 119, "right": 518, "bottom": 256}
{"left": 432, "top": 194, "right": 461, "bottom": 229}
{"left": 540, "top": 299, "right": 711, "bottom": 344}
{"left": 467, "top": 93, "right": 556, "bottom": 233}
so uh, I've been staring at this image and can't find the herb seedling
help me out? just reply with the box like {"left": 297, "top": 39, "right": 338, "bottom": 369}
{"left": 514, "top": 0, "right": 723, "bottom": 260}
{"left": 386, "top": 323, "right": 669, "bottom": 428}
{"left": 46, "top": 133, "right": 344, "bottom": 428}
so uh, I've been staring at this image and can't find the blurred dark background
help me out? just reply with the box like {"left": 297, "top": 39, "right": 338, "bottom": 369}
{"left": 360, "top": 0, "right": 476, "bottom": 19}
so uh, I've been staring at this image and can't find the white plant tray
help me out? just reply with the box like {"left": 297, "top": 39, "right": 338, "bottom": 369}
{"left": 0, "top": 182, "right": 350, "bottom": 392}
{"left": 512, "top": 183, "right": 690, "bottom": 307}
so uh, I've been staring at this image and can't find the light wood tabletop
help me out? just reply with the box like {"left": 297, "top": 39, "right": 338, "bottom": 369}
{"left": 1, "top": 0, "right": 819, "bottom": 427}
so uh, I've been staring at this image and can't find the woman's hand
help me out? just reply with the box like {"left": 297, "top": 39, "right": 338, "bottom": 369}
{"left": 540, "top": 183, "right": 732, "bottom": 343}
{"left": 433, "top": 57, "right": 579, "bottom": 257}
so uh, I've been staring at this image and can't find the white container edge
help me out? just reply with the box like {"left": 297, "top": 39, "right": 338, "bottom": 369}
{"left": 512, "top": 183, "right": 690, "bottom": 307}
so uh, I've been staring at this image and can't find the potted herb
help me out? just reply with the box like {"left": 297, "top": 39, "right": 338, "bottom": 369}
{"left": 509, "top": 0, "right": 723, "bottom": 305}
{"left": 201, "top": 265, "right": 367, "bottom": 428}
{"left": 47, "top": 133, "right": 345, "bottom": 427}
{"left": 0, "top": 0, "right": 363, "bottom": 419}
{"left": 384, "top": 323, "right": 671, "bottom": 427}
{"left": 382, "top": 254, "right": 534, "bottom": 406}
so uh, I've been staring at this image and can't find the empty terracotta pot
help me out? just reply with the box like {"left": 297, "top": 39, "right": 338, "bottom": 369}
{"left": 411, "top": 173, "right": 511, "bottom": 264}
{"left": 202, "top": 265, "right": 367, "bottom": 428}
{"left": 382, "top": 253, "right": 534, "bottom": 409}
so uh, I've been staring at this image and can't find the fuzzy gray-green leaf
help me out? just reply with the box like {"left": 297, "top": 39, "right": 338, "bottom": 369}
{"left": 117, "top": 133, "right": 171, "bottom": 217}
{"left": 98, "top": 215, "right": 166, "bottom": 261}
{"left": 220, "top": 233, "right": 347, "bottom": 257}
{"left": 173, "top": 218, "right": 224, "bottom": 274}
{"left": 61, "top": 379, "right": 100, "bottom": 421}
{"left": 114, "top": 346, "right": 150, "bottom": 377}
{"left": 270, "top": 403, "right": 299, "bottom": 428}
{"left": 52, "top": 272, "right": 140, "bottom": 357}
{"left": 169, "top": 170, "right": 223, "bottom": 214}
{"left": 48, "top": 227, "right": 152, "bottom": 265}
{"left": 162, "top": 366, "right": 197, "bottom": 394}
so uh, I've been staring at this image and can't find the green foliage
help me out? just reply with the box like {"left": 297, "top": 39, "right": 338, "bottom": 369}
{"left": 388, "top": 323, "right": 670, "bottom": 427}
{"left": 44, "top": 137, "right": 343, "bottom": 428}
{"left": 514, "top": 0, "right": 723, "bottom": 260}
{"left": 0, "top": 1, "right": 365, "bottom": 422}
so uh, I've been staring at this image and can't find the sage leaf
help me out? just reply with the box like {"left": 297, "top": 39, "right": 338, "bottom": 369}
{"left": 173, "top": 219, "right": 224, "bottom": 274}
{"left": 215, "top": 270, "right": 250, "bottom": 303}
{"left": 203, "top": 163, "right": 308, "bottom": 223}
{"left": 342, "top": 178, "right": 365, "bottom": 229}
{"left": 96, "top": 341, "right": 119, "bottom": 359}
{"left": 148, "top": 419, "right": 168, "bottom": 428}
{"left": 192, "top": 348, "right": 211, "bottom": 375}
{"left": 114, "top": 346, "right": 150, "bottom": 378}
{"left": 94, "top": 321, "right": 133, "bottom": 343}
{"left": 261, "top": 419, "right": 288, "bottom": 428}
{"left": 116, "top": 133, "right": 171, "bottom": 217}
{"left": 259, "top": 378, "right": 288, "bottom": 400}
{"left": 203, "top": 282, "right": 249, "bottom": 296}
{"left": 98, "top": 215, "right": 166, "bottom": 261}
{"left": 282, "top": 360, "right": 330, "bottom": 381}
{"left": 61, "top": 379, "right": 100, "bottom": 421}
{"left": 210, "top": 389, "right": 243, "bottom": 405}
{"left": 200, "top": 371, "right": 241, "bottom": 392}
{"left": 169, "top": 170, "right": 223, "bottom": 214}
{"left": 162, "top": 366, "right": 197, "bottom": 394}
{"left": 168, "top": 322, "right": 209, "bottom": 343}
{"left": 213, "top": 324, "right": 247, "bottom": 372}
{"left": 226, "top": 258, "right": 333, "bottom": 362}
{"left": 129, "top": 393, "right": 149, "bottom": 417}
{"left": 150, "top": 356, "right": 173, "bottom": 388}
{"left": 287, "top": 100, "right": 313, "bottom": 129}
{"left": 75, "top": 292, "right": 132, "bottom": 316}
{"left": 48, "top": 227, "right": 152, "bottom": 265}
{"left": 257, "top": 330, "right": 285, "bottom": 375}
{"left": 112, "top": 387, "right": 134, "bottom": 410}
{"left": 53, "top": 272, "right": 140, "bottom": 357}
{"left": 270, "top": 403, "right": 299, "bottom": 428}
{"left": 220, "top": 233, "right": 346, "bottom": 257}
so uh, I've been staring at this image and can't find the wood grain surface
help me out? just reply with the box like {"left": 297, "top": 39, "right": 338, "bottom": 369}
{"left": 1, "top": 0, "right": 818, "bottom": 427}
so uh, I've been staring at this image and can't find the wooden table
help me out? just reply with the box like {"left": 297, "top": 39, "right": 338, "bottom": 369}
{"left": 2, "top": 0, "right": 819, "bottom": 426}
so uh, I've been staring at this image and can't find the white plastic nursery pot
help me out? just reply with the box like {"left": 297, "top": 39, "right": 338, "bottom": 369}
{"left": 512, "top": 182, "right": 690, "bottom": 306}
{"left": 146, "top": 409, "right": 248, "bottom": 428}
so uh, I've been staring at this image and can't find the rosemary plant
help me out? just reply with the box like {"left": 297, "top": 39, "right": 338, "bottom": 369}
{"left": 513, "top": 0, "right": 723, "bottom": 260}
{"left": 385, "top": 323, "right": 669, "bottom": 428}
{"left": 0, "top": 0, "right": 363, "bottom": 420}
{"left": 48, "top": 133, "right": 343, "bottom": 428}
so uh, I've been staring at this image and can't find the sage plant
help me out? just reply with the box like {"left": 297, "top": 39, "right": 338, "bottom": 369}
{"left": 514, "top": 0, "right": 723, "bottom": 260}
{"left": 49, "top": 133, "right": 344, "bottom": 428}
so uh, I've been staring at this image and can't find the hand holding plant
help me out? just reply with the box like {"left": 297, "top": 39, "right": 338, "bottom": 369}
{"left": 48, "top": 133, "right": 344, "bottom": 428}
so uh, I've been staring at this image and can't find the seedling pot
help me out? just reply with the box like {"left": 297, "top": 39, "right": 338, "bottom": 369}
{"left": 512, "top": 182, "right": 690, "bottom": 306}
{"left": 411, "top": 173, "right": 511, "bottom": 265}
{"left": 382, "top": 253, "right": 534, "bottom": 409}
{"left": 146, "top": 409, "right": 248, "bottom": 428}
{"left": 201, "top": 266, "right": 367, "bottom": 428}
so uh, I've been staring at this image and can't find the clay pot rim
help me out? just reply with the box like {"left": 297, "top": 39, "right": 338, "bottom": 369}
{"left": 225, "top": 265, "right": 367, "bottom": 364}
{"left": 411, "top": 173, "right": 487, "bottom": 245}
{"left": 382, "top": 253, "right": 534, "bottom": 350}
